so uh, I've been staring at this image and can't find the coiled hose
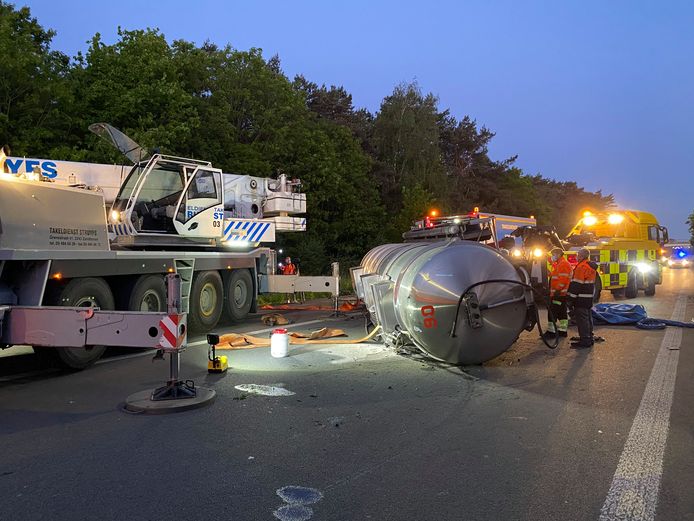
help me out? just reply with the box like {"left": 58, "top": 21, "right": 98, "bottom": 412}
{"left": 636, "top": 318, "right": 694, "bottom": 330}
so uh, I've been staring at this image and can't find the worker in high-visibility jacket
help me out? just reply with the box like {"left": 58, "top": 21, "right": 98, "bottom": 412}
{"left": 280, "top": 257, "right": 297, "bottom": 275}
{"left": 567, "top": 248, "right": 598, "bottom": 349}
{"left": 544, "top": 247, "right": 572, "bottom": 338}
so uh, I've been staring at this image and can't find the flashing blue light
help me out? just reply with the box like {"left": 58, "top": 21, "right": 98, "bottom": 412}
{"left": 677, "top": 250, "right": 686, "bottom": 258}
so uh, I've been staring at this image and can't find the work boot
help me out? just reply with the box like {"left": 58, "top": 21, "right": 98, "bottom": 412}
{"left": 542, "top": 331, "right": 556, "bottom": 340}
{"left": 570, "top": 341, "right": 593, "bottom": 349}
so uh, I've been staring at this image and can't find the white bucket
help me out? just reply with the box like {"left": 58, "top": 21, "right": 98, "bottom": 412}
{"left": 270, "top": 328, "right": 290, "bottom": 358}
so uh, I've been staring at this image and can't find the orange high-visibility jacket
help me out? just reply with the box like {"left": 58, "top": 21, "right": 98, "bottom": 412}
{"left": 549, "top": 257, "right": 572, "bottom": 297}
{"left": 282, "top": 263, "right": 296, "bottom": 275}
{"left": 567, "top": 259, "right": 597, "bottom": 308}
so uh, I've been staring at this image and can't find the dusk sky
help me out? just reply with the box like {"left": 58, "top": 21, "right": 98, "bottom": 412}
{"left": 21, "top": 0, "right": 694, "bottom": 238}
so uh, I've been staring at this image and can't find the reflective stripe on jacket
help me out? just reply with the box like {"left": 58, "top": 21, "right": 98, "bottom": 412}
{"left": 567, "top": 259, "right": 597, "bottom": 308}
{"left": 549, "top": 257, "right": 572, "bottom": 297}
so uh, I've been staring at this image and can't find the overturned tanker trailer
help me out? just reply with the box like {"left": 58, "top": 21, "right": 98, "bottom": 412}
{"left": 351, "top": 215, "right": 539, "bottom": 364}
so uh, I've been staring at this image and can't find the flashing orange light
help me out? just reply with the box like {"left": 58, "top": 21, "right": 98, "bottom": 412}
{"left": 51, "top": 273, "right": 63, "bottom": 280}
{"left": 607, "top": 213, "right": 624, "bottom": 225}
{"left": 167, "top": 268, "right": 175, "bottom": 273}
{"left": 583, "top": 210, "right": 593, "bottom": 217}
{"left": 529, "top": 215, "right": 535, "bottom": 219}
{"left": 429, "top": 209, "right": 439, "bottom": 218}
{"left": 473, "top": 207, "right": 479, "bottom": 213}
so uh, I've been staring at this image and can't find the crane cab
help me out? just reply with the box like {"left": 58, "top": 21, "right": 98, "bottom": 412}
{"left": 108, "top": 154, "right": 303, "bottom": 248}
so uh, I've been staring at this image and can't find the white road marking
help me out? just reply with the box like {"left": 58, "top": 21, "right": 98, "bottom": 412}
{"left": 241, "top": 318, "right": 333, "bottom": 337}
{"left": 96, "top": 351, "right": 152, "bottom": 364}
{"left": 0, "top": 369, "right": 58, "bottom": 382}
{"left": 598, "top": 293, "right": 686, "bottom": 521}
{"left": 95, "top": 318, "right": 334, "bottom": 363}
{"left": 187, "top": 318, "right": 332, "bottom": 347}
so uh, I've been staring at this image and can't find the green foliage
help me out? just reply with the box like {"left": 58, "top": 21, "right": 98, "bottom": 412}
{"left": 2, "top": 3, "right": 616, "bottom": 273}
{"left": 687, "top": 210, "right": 694, "bottom": 246}
{"left": 67, "top": 28, "right": 200, "bottom": 162}
{"left": 387, "top": 184, "right": 437, "bottom": 242}
{"left": 372, "top": 82, "right": 446, "bottom": 211}
{"left": 0, "top": 1, "right": 71, "bottom": 155}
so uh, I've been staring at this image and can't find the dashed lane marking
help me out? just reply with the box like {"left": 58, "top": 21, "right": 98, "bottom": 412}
{"left": 598, "top": 293, "right": 686, "bottom": 521}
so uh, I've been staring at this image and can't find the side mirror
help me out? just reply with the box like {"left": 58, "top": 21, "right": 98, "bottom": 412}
{"left": 662, "top": 227, "right": 669, "bottom": 244}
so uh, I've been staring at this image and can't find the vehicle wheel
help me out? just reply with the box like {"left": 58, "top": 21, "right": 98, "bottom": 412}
{"left": 625, "top": 272, "right": 638, "bottom": 299}
{"left": 224, "top": 269, "right": 254, "bottom": 321}
{"left": 35, "top": 277, "right": 114, "bottom": 370}
{"left": 189, "top": 270, "right": 223, "bottom": 331}
{"left": 644, "top": 275, "right": 656, "bottom": 296}
{"left": 593, "top": 276, "right": 602, "bottom": 304}
{"left": 128, "top": 275, "right": 167, "bottom": 311}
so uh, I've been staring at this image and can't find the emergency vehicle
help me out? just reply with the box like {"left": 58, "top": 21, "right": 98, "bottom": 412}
{"left": 565, "top": 210, "right": 668, "bottom": 298}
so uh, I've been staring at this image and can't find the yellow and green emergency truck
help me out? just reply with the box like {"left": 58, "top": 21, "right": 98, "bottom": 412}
{"left": 565, "top": 210, "right": 669, "bottom": 299}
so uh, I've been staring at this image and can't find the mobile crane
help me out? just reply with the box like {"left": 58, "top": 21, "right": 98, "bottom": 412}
{"left": 0, "top": 125, "right": 336, "bottom": 369}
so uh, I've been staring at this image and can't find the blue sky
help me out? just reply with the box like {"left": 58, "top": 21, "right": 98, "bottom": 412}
{"left": 20, "top": 0, "right": 694, "bottom": 237}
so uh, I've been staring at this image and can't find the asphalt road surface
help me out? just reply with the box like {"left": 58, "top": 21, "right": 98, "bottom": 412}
{"left": 1, "top": 268, "right": 692, "bottom": 521}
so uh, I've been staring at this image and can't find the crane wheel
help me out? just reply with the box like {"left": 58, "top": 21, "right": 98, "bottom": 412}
{"left": 128, "top": 275, "right": 167, "bottom": 312}
{"left": 188, "top": 270, "right": 223, "bottom": 332}
{"left": 224, "top": 269, "right": 254, "bottom": 321}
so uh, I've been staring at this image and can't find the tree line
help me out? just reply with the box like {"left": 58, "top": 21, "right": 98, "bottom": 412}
{"left": 1, "top": 2, "right": 617, "bottom": 273}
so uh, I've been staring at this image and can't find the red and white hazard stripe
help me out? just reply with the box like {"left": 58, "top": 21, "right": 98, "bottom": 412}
{"left": 159, "top": 314, "right": 183, "bottom": 350}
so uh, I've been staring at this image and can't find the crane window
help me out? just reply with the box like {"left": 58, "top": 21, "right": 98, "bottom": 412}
{"left": 188, "top": 171, "right": 217, "bottom": 199}
{"left": 176, "top": 169, "right": 222, "bottom": 224}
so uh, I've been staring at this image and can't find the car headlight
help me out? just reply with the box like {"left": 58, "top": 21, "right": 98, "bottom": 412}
{"left": 511, "top": 248, "right": 522, "bottom": 258}
{"left": 668, "top": 260, "right": 674, "bottom": 266}
{"left": 683, "top": 259, "right": 689, "bottom": 266}
{"left": 635, "top": 262, "right": 653, "bottom": 273}
{"left": 532, "top": 248, "right": 544, "bottom": 258}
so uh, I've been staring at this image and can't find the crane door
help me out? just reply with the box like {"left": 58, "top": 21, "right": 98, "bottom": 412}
{"left": 173, "top": 168, "right": 224, "bottom": 238}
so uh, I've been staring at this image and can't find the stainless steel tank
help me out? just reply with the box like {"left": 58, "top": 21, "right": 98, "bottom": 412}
{"left": 355, "top": 240, "right": 532, "bottom": 364}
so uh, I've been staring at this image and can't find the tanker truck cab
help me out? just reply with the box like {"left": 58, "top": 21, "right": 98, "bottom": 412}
{"left": 565, "top": 210, "right": 668, "bottom": 299}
